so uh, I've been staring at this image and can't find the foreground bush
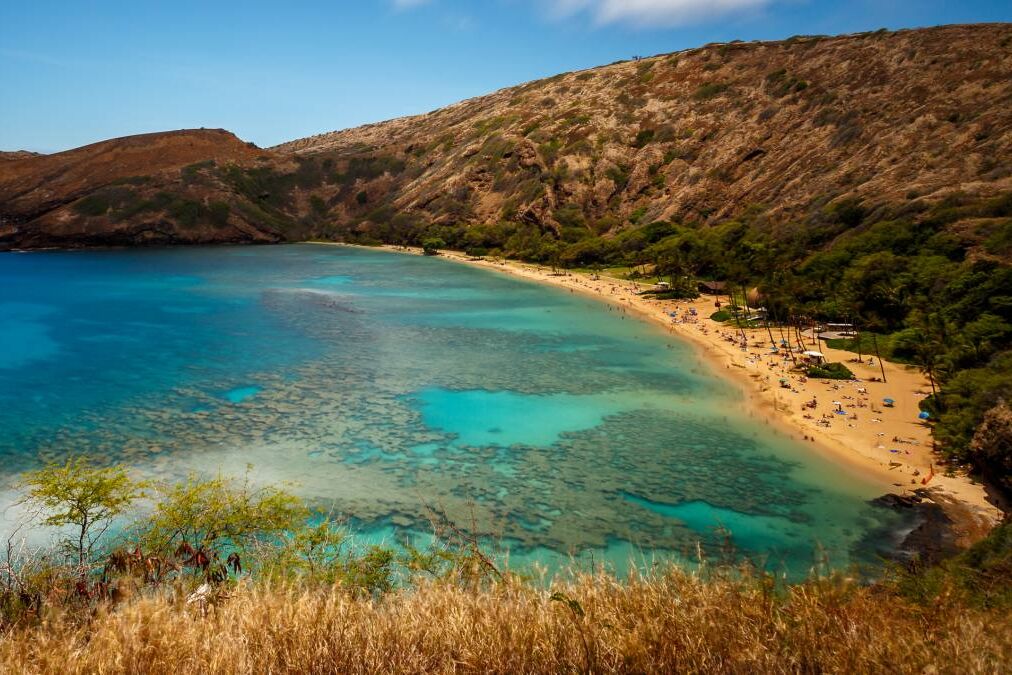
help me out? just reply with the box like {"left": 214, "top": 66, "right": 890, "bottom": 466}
{"left": 2, "top": 568, "right": 1008, "bottom": 674}
{"left": 3, "top": 462, "right": 1009, "bottom": 673}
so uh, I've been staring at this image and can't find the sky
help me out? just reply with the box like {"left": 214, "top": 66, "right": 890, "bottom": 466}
{"left": 1, "top": 0, "right": 1009, "bottom": 153}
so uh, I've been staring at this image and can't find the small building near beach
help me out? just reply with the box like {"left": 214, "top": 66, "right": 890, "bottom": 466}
{"left": 698, "top": 280, "right": 727, "bottom": 295}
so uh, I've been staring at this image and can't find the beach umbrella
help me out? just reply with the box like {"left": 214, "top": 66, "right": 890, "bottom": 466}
{"left": 883, "top": 398, "right": 895, "bottom": 405}
{"left": 918, "top": 411, "right": 931, "bottom": 420}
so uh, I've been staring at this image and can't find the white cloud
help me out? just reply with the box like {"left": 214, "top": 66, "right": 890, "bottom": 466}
{"left": 550, "top": 0, "right": 776, "bottom": 27}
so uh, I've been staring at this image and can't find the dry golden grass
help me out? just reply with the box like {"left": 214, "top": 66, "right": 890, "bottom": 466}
{"left": 3, "top": 568, "right": 1009, "bottom": 674}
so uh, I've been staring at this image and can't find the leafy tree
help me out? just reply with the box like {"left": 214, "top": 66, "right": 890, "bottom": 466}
{"left": 422, "top": 237, "right": 446, "bottom": 256}
{"left": 258, "top": 519, "right": 349, "bottom": 584}
{"left": 933, "top": 353, "right": 1012, "bottom": 472}
{"left": 254, "top": 518, "right": 396, "bottom": 593}
{"left": 319, "top": 190, "right": 1012, "bottom": 493}
{"left": 18, "top": 458, "right": 144, "bottom": 566}
{"left": 908, "top": 310, "right": 957, "bottom": 401}
{"left": 139, "top": 472, "right": 307, "bottom": 563}
{"left": 841, "top": 251, "right": 908, "bottom": 330}
{"left": 962, "top": 314, "right": 1011, "bottom": 364}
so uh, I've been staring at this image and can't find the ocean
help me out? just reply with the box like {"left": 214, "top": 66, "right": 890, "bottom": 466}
{"left": 0, "top": 244, "right": 910, "bottom": 578}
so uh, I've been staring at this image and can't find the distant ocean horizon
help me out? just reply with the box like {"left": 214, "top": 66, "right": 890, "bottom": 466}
{"left": 0, "top": 244, "right": 912, "bottom": 578}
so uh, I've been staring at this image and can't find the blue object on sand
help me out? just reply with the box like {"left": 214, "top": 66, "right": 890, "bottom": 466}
{"left": 918, "top": 411, "right": 931, "bottom": 420}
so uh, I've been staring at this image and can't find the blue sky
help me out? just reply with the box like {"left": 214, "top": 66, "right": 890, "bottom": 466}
{"left": 1, "top": 0, "right": 1009, "bottom": 152}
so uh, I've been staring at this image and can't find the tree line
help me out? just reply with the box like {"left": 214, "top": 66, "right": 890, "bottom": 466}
{"left": 330, "top": 192, "right": 1012, "bottom": 493}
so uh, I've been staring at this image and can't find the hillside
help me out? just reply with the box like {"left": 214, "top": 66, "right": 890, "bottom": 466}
{"left": 0, "top": 151, "right": 41, "bottom": 162}
{"left": 0, "top": 129, "right": 294, "bottom": 249}
{"left": 273, "top": 23, "right": 1012, "bottom": 239}
{"left": 3, "top": 25, "right": 1011, "bottom": 251}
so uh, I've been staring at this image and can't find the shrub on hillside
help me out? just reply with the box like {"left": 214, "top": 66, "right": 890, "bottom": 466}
{"left": 632, "top": 129, "right": 655, "bottom": 148}
{"left": 73, "top": 194, "right": 111, "bottom": 217}
{"left": 694, "top": 82, "right": 730, "bottom": 100}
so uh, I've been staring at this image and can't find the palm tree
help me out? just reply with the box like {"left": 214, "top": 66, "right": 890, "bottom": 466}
{"left": 911, "top": 311, "right": 955, "bottom": 409}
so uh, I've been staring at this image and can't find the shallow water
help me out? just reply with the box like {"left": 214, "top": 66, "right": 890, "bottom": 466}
{"left": 0, "top": 244, "right": 910, "bottom": 578}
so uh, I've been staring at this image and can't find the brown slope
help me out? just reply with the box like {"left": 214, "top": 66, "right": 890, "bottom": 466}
{"left": 0, "top": 129, "right": 262, "bottom": 218}
{"left": 4, "top": 24, "right": 1010, "bottom": 251}
{"left": 0, "top": 129, "right": 292, "bottom": 249}
{"left": 0, "top": 151, "right": 42, "bottom": 162}
{"left": 273, "top": 23, "right": 1012, "bottom": 234}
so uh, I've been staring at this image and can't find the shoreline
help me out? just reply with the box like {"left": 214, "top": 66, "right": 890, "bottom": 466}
{"left": 315, "top": 242, "right": 1002, "bottom": 545}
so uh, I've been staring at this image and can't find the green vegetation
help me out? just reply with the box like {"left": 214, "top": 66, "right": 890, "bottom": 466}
{"left": 2, "top": 463, "right": 511, "bottom": 620}
{"left": 605, "top": 164, "right": 630, "bottom": 189}
{"left": 65, "top": 152, "right": 1008, "bottom": 492}
{"left": 636, "top": 61, "right": 655, "bottom": 84}
{"left": 326, "top": 191, "right": 1012, "bottom": 494}
{"left": 140, "top": 472, "right": 305, "bottom": 557}
{"left": 220, "top": 164, "right": 300, "bottom": 209}
{"left": 632, "top": 128, "right": 655, "bottom": 148}
{"left": 711, "top": 309, "right": 732, "bottom": 322}
{"left": 339, "top": 155, "right": 406, "bottom": 183}
{"left": 765, "top": 69, "right": 809, "bottom": 97}
{"left": 309, "top": 194, "right": 328, "bottom": 216}
{"left": 216, "top": 162, "right": 327, "bottom": 236}
{"left": 1, "top": 463, "right": 1009, "bottom": 672}
{"left": 422, "top": 237, "right": 445, "bottom": 255}
{"left": 694, "top": 81, "right": 730, "bottom": 100}
{"left": 167, "top": 197, "right": 203, "bottom": 228}
{"left": 18, "top": 458, "right": 144, "bottom": 566}
{"left": 824, "top": 332, "right": 913, "bottom": 364}
{"left": 181, "top": 160, "right": 215, "bottom": 184}
{"left": 207, "top": 201, "right": 230, "bottom": 226}
{"left": 72, "top": 193, "right": 112, "bottom": 217}
{"left": 892, "top": 521, "right": 1012, "bottom": 609}
{"left": 806, "top": 362, "right": 854, "bottom": 380}
{"left": 472, "top": 115, "right": 516, "bottom": 135}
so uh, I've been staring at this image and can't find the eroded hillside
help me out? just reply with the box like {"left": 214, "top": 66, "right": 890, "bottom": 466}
{"left": 272, "top": 24, "right": 1012, "bottom": 240}
{"left": 2, "top": 24, "right": 1011, "bottom": 250}
{"left": 0, "top": 130, "right": 295, "bottom": 248}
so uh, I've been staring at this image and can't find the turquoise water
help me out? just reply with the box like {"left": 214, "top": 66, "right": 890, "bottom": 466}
{"left": 0, "top": 245, "right": 909, "bottom": 578}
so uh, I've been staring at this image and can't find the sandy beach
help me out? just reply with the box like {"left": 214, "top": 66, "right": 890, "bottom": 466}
{"left": 332, "top": 244, "right": 1002, "bottom": 542}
